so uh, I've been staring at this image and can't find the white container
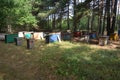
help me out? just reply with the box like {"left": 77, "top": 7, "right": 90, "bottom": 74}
{"left": 0, "top": 33, "right": 6, "bottom": 40}
{"left": 18, "top": 32, "right": 24, "bottom": 37}
{"left": 33, "top": 32, "right": 44, "bottom": 40}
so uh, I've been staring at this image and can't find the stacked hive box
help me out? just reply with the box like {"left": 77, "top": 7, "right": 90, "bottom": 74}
{"left": 110, "top": 33, "right": 119, "bottom": 41}
{"left": 5, "top": 34, "right": 18, "bottom": 43}
{"left": 0, "top": 33, "right": 6, "bottom": 40}
{"left": 33, "top": 32, "right": 44, "bottom": 40}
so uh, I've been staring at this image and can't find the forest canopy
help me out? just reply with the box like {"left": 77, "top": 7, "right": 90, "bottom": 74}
{"left": 0, "top": 0, "right": 119, "bottom": 36}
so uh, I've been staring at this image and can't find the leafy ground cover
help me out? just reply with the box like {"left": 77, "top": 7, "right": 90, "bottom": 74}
{"left": 0, "top": 40, "right": 120, "bottom": 80}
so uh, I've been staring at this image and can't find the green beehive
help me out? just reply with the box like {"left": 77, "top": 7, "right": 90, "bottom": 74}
{"left": 5, "top": 34, "right": 18, "bottom": 43}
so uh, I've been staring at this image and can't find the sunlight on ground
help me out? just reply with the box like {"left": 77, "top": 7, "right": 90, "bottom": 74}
{"left": 47, "top": 41, "right": 80, "bottom": 49}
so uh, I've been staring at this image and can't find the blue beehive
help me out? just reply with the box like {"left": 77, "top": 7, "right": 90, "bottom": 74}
{"left": 49, "top": 34, "right": 58, "bottom": 42}
{"left": 90, "top": 33, "right": 97, "bottom": 39}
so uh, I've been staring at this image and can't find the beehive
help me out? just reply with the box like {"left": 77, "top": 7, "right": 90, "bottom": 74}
{"left": 110, "top": 33, "right": 119, "bottom": 41}
{"left": 33, "top": 32, "right": 44, "bottom": 40}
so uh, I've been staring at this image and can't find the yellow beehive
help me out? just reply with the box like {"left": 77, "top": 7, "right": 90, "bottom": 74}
{"left": 110, "top": 33, "right": 119, "bottom": 41}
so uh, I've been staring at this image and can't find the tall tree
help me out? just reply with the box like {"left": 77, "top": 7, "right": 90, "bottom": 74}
{"left": 67, "top": 1, "right": 70, "bottom": 30}
{"left": 73, "top": 0, "right": 77, "bottom": 32}
{"left": 106, "top": 0, "right": 118, "bottom": 35}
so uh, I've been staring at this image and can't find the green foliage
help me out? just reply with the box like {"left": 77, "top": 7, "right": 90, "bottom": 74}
{"left": 79, "top": 16, "right": 88, "bottom": 30}
{"left": 0, "top": 0, "right": 118, "bottom": 32}
{"left": 13, "top": 0, "right": 38, "bottom": 27}
{"left": 0, "top": 0, "right": 38, "bottom": 31}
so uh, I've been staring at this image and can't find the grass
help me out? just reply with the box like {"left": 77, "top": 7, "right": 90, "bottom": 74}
{"left": 0, "top": 40, "right": 120, "bottom": 80}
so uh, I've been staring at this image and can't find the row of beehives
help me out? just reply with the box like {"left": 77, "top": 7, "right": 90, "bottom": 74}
{"left": 1, "top": 31, "right": 120, "bottom": 42}
{"left": 0, "top": 32, "right": 44, "bottom": 41}
{"left": 18, "top": 31, "right": 44, "bottom": 40}
{"left": 0, "top": 31, "right": 71, "bottom": 42}
{"left": 18, "top": 31, "right": 72, "bottom": 42}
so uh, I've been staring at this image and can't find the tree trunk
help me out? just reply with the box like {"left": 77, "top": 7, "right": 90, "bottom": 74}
{"left": 7, "top": 24, "right": 12, "bottom": 33}
{"left": 59, "top": 8, "right": 64, "bottom": 30}
{"left": 99, "top": 0, "right": 104, "bottom": 36}
{"left": 91, "top": 11, "right": 95, "bottom": 31}
{"left": 111, "top": 0, "right": 118, "bottom": 33}
{"left": 106, "top": 0, "right": 118, "bottom": 36}
{"left": 102, "top": 11, "right": 106, "bottom": 35}
{"left": 98, "top": 15, "right": 102, "bottom": 35}
{"left": 87, "top": 16, "right": 90, "bottom": 33}
{"left": 67, "top": 3, "right": 70, "bottom": 30}
{"left": 52, "top": 13, "right": 56, "bottom": 29}
{"left": 73, "top": 0, "right": 77, "bottom": 32}
{"left": 59, "top": 13, "right": 62, "bottom": 30}
{"left": 91, "top": 0, "right": 95, "bottom": 31}
{"left": 106, "top": 0, "right": 111, "bottom": 36}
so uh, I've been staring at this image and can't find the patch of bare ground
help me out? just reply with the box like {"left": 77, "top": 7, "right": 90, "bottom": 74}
{"left": 72, "top": 37, "right": 120, "bottom": 50}
{"left": 88, "top": 41, "right": 120, "bottom": 50}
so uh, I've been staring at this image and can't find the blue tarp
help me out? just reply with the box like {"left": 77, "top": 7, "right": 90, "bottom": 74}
{"left": 49, "top": 34, "right": 58, "bottom": 42}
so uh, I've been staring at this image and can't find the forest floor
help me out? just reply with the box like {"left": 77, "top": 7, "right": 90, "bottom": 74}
{"left": 72, "top": 37, "right": 120, "bottom": 50}
{"left": 0, "top": 39, "right": 120, "bottom": 80}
